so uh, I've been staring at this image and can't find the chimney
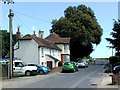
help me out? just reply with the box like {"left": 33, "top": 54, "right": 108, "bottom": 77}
{"left": 33, "top": 31, "right": 36, "bottom": 36}
{"left": 38, "top": 30, "right": 44, "bottom": 39}
{"left": 16, "top": 26, "right": 21, "bottom": 41}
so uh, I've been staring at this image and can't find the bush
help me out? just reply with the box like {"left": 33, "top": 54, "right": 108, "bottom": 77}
{"left": 109, "top": 56, "right": 120, "bottom": 64}
{"left": 113, "top": 62, "right": 120, "bottom": 67}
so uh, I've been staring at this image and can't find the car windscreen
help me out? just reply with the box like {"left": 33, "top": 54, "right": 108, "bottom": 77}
{"left": 78, "top": 60, "right": 83, "bottom": 63}
{"left": 64, "top": 62, "right": 71, "bottom": 65}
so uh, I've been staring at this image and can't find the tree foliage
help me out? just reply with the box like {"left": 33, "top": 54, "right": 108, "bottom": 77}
{"left": 106, "top": 20, "right": 120, "bottom": 56}
{"left": 50, "top": 4, "right": 103, "bottom": 59}
{"left": 0, "top": 30, "right": 16, "bottom": 58}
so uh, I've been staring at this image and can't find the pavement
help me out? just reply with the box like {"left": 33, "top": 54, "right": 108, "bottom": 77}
{"left": 49, "top": 66, "right": 62, "bottom": 74}
{"left": 98, "top": 73, "right": 120, "bottom": 88}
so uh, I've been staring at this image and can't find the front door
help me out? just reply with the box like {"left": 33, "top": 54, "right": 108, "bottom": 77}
{"left": 47, "top": 61, "right": 52, "bottom": 69}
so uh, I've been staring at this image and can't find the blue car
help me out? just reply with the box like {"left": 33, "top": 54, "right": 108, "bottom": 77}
{"left": 27, "top": 64, "right": 50, "bottom": 75}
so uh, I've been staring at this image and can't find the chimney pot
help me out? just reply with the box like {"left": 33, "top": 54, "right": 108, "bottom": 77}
{"left": 33, "top": 31, "right": 36, "bottom": 36}
{"left": 16, "top": 26, "right": 21, "bottom": 41}
{"left": 18, "top": 26, "right": 20, "bottom": 32}
{"left": 38, "top": 30, "right": 44, "bottom": 39}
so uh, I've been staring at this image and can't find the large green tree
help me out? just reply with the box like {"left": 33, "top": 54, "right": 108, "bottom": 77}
{"left": 106, "top": 20, "right": 120, "bottom": 56}
{"left": 0, "top": 30, "right": 16, "bottom": 58}
{"left": 50, "top": 4, "right": 103, "bottom": 60}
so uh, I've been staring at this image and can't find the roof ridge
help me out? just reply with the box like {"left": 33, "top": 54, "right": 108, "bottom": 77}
{"left": 52, "top": 32, "right": 62, "bottom": 39}
{"left": 34, "top": 36, "right": 61, "bottom": 51}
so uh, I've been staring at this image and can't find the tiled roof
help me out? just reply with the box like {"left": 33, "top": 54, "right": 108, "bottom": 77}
{"left": 45, "top": 32, "right": 70, "bottom": 44}
{"left": 35, "top": 37, "right": 61, "bottom": 50}
{"left": 19, "top": 34, "right": 61, "bottom": 51}
{"left": 19, "top": 34, "right": 32, "bottom": 40}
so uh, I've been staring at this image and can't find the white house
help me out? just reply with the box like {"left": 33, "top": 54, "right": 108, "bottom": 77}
{"left": 14, "top": 30, "right": 70, "bottom": 69}
{"left": 14, "top": 33, "right": 61, "bottom": 69}
{"left": 45, "top": 32, "right": 70, "bottom": 63}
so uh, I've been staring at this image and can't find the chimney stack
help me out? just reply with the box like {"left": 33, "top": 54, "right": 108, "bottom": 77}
{"left": 33, "top": 31, "right": 36, "bottom": 36}
{"left": 38, "top": 30, "right": 44, "bottom": 39}
{"left": 16, "top": 26, "right": 21, "bottom": 41}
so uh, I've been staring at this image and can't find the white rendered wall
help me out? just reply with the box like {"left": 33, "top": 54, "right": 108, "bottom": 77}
{"left": 14, "top": 39, "right": 39, "bottom": 64}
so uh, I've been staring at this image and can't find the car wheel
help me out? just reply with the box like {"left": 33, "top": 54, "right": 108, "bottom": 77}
{"left": 39, "top": 70, "right": 44, "bottom": 75}
{"left": 73, "top": 69, "right": 75, "bottom": 72}
{"left": 25, "top": 71, "right": 31, "bottom": 76}
{"left": 76, "top": 68, "right": 78, "bottom": 71}
{"left": 61, "top": 69, "right": 65, "bottom": 73}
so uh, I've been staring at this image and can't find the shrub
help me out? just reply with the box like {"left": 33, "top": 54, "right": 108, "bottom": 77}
{"left": 109, "top": 56, "right": 120, "bottom": 64}
{"left": 113, "top": 62, "right": 120, "bottom": 67}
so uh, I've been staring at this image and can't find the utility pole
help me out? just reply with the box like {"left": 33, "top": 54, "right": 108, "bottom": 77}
{"left": 8, "top": 9, "right": 14, "bottom": 79}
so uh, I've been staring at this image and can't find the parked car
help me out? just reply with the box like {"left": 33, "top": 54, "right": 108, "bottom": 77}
{"left": 70, "top": 61, "right": 78, "bottom": 71}
{"left": 27, "top": 64, "right": 50, "bottom": 75}
{"left": 77, "top": 60, "right": 88, "bottom": 68}
{"left": 62, "top": 62, "right": 78, "bottom": 72}
{"left": 13, "top": 60, "right": 38, "bottom": 76}
{"left": 112, "top": 65, "right": 120, "bottom": 75}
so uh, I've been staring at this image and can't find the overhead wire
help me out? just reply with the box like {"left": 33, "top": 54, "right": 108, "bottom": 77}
{"left": 13, "top": 10, "right": 51, "bottom": 24}
{"left": 13, "top": 16, "right": 25, "bottom": 35}
{"left": 14, "top": 14, "right": 33, "bottom": 34}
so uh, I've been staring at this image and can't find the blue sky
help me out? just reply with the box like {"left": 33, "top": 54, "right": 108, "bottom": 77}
{"left": 1, "top": 2, "right": 118, "bottom": 58}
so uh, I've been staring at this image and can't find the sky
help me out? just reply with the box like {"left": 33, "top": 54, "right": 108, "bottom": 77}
{"left": 1, "top": 1, "right": 119, "bottom": 58}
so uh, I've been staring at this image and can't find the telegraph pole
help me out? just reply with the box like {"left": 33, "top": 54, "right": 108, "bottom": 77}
{"left": 8, "top": 9, "right": 14, "bottom": 79}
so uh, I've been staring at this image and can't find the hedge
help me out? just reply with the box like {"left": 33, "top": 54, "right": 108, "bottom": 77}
{"left": 109, "top": 56, "right": 120, "bottom": 64}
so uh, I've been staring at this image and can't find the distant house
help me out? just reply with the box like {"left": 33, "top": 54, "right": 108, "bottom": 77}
{"left": 45, "top": 32, "right": 70, "bottom": 63}
{"left": 14, "top": 30, "right": 70, "bottom": 69}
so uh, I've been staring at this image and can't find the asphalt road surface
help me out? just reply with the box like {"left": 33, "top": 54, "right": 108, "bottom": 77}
{"left": 2, "top": 60, "right": 107, "bottom": 88}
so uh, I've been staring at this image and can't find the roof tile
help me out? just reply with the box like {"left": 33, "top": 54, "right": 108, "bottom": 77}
{"left": 19, "top": 34, "right": 61, "bottom": 51}
{"left": 45, "top": 32, "right": 70, "bottom": 44}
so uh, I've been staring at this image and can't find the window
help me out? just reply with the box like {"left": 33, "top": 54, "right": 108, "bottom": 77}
{"left": 64, "top": 44, "right": 69, "bottom": 50}
{"left": 15, "top": 62, "right": 24, "bottom": 67}
{"left": 49, "top": 49, "right": 51, "bottom": 55}
{"left": 28, "top": 64, "right": 35, "bottom": 66}
{"left": 41, "top": 47, "right": 44, "bottom": 57}
{"left": 53, "top": 50, "right": 55, "bottom": 56}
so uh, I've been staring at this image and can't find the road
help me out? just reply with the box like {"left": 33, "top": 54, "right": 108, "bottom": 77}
{"left": 2, "top": 60, "right": 106, "bottom": 88}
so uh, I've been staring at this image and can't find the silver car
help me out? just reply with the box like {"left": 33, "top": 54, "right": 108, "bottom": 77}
{"left": 77, "top": 60, "right": 88, "bottom": 68}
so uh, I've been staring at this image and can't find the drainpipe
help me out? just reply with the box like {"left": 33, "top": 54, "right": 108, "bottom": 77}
{"left": 38, "top": 46, "right": 41, "bottom": 65}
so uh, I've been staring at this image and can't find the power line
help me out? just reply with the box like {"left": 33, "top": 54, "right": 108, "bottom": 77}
{"left": 14, "top": 14, "right": 33, "bottom": 33}
{"left": 13, "top": 10, "right": 51, "bottom": 23}
{"left": 13, "top": 16, "right": 25, "bottom": 35}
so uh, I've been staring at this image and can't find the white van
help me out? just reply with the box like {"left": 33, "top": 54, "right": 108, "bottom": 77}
{"left": 13, "top": 60, "right": 38, "bottom": 76}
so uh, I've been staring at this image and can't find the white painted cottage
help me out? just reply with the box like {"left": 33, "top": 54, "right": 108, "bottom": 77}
{"left": 14, "top": 30, "right": 70, "bottom": 69}
{"left": 45, "top": 32, "right": 70, "bottom": 63}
